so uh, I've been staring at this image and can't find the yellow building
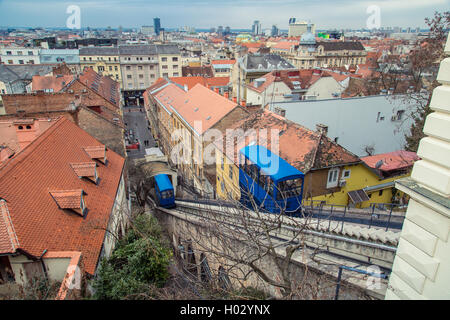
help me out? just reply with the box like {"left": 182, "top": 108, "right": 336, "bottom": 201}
{"left": 215, "top": 150, "right": 240, "bottom": 200}
{"left": 311, "top": 155, "right": 416, "bottom": 208}
{"left": 213, "top": 110, "right": 418, "bottom": 209}
{"left": 79, "top": 47, "right": 122, "bottom": 88}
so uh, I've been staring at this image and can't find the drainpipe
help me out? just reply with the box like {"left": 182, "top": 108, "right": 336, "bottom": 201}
{"left": 39, "top": 249, "right": 49, "bottom": 281}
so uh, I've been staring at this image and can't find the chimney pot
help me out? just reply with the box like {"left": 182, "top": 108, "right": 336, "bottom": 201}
{"left": 316, "top": 123, "right": 328, "bottom": 136}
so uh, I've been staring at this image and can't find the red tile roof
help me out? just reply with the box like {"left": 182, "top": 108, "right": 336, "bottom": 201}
{"left": 168, "top": 76, "right": 230, "bottom": 90}
{"left": 0, "top": 200, "right": 20, "bottom": 254}
{"left": 83, "top": 145, "right": 107, "bottom": 163}
{"left": 361, "top": 150, "right": 419, "bottom": 172}
{"left": 0, "top": 117, "right": 125, "bottom": 275}
{"left": 32, "top": 75, "right": 74, "bottom": 92}
{"left": 153, "top": 83, "right": 237, "bottom": 135}
{"left": 70, "top": 162, "right": 97, "bottom": 178}
{"left": 216, "top": 109, "right": 360, "bottom": 173}
{"left": 49, "top": 189, "right": 84, "bottom": 210}
{"left": 211, "top": 59, "right": 236, "bottom": 65}
{"left": 79, "top": 67, "right": 121, "bottom": 108}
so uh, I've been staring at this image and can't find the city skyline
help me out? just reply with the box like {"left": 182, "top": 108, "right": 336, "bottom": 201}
{"left": 0, "top": 0, "right": 448, "bottom": 30}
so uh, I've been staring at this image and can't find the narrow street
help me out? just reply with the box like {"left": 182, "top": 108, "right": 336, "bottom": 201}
{"left": 123, "top": 105, "right": 157, "bottom": 160}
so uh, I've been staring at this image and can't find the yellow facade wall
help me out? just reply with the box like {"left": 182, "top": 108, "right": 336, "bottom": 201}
{"left": 80, "top": 55, "right": 122, "bottom": 88}
{"left": 215, "top": 149, "right": 240, "bottom": 200}
{"left": 312, "top": 163, "right": 409, "bottom": 208}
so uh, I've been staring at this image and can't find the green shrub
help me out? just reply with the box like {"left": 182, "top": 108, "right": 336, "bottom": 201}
{"left": 91, "top": 214, "right": 172, "bottom": 300}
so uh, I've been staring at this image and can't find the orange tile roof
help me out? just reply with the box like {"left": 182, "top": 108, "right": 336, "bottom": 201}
{"left": 49, "top": 189, "right": 84, "bottom": 209}
{"left": 0, "top": 200, "right": 19, "bottom": 254}
{"left": 79, "top": 67, "right": 121, "bottom": 108}
{"left": 211, "top": 59, "right": 236, "bottom": 65}
{"left": 70, "top": 162, "right": 97, "bottom": 178}
{"left": 216, "top": 109, "right": 360, "bottom": 173}
{"left": 361, "top": 150, "right": 419, "bottom": 172}
{"left": 153, "top": 83, "right": 237, "bottom": 135}
{"left": 0, "top": 117, "right": 125, "bottom": 275}
{"left": 32, "top": 75, "right": 74, "bottom": 92}
{"left": 168, "top": 76, "right": 230, "bottom": 90}
{"left": 83, "top": 145, "right": 106, "bottom": 163}
{"left": 272, "top": 41, "right": 297, "bottom": 50}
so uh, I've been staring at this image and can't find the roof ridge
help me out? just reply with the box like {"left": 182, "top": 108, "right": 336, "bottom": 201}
{"left": 0, "top": 117, "right": 67, "bottom": 179}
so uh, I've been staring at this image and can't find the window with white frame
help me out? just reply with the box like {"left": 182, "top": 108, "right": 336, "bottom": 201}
{"left": 327, "top": 168, "right": 340, "bottom": 188}
{"left": 342, "top": 169, "right": 351, "bottom": 179}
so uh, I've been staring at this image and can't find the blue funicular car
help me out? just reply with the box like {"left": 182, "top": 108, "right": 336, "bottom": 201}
{"left": 154, "top": 174, "right": 176, "bottom": 209}
{"left": 238, "top": 144, "right": 305, "bottom": 214}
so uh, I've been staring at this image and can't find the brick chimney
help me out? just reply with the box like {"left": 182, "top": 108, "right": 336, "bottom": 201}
{"left": 316, "top": 123, "right": 328, "bottom": 136}
{"left": 274, "top": 106, "right": 286, "bottom": 117}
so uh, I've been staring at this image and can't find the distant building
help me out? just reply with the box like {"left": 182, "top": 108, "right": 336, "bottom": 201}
{"left": 288, "top": 20, "right": 315, "bottom": 37}
{"left": 231, "top": 54, "right": 297, "bottom": 102}
{"left": 0, "top": 47, "right": 41, "bottom": 65}
{"left": 119, "top": 45, "right": 159, "bottom": 104}
{"left": 40, "top": 49, "right": 80, "bottom": 74}
{"left": 271, "top": 25, "right": 279, "bottom": 37}
{"left": 157, "top": 44, "right": 182, "bottom": 78}
{"left": 141, "top": 25, "right": 155, "bottom": 35}
{"left": 79, "top": 47, "right": 121, "bottom": 86}
{"left": 252, "top": 20, "right": 261, "bottom": 36}
{"left": 284, "top": 24, "right": 367, "bottom": 69}
{"left": 154, "top": 17, "right": 161, "bottom": 36}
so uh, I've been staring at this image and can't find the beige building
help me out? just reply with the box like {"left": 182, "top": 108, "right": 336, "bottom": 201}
{"left": 79, "top": 47, "right": 122, "bottom": 86}
{"left": 156, "top": 44, "right": 182, "bottom": 78}
{"left": 385, "top": 35, "right": 450, "bottom": 300}
{"left": 288, "top": 21, "right": 316, "bottom": 37}
{"left": 275, "top": 24, "right": 367, "bottom": 69}
{"left": 119, "top": 45, "right": 159, "bottom": 105}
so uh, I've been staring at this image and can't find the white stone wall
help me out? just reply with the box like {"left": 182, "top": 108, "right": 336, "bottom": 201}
{"left": 270, "top": 94, "right": 417, "bottom": 156}
{"left": 386, "top": 35, "right": 450, "bottom": 300}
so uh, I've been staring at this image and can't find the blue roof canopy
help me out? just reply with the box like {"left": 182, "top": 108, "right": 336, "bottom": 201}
{"left": 154, "top": 174, "right": 173, "bottom": 192}
{"left": 239, "top": 144, "right": 305, "bottom": 182}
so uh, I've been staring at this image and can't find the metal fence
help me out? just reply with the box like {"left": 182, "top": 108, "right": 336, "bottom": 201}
{"left": 301, "top": 199, "right": 406, "bottom": 232}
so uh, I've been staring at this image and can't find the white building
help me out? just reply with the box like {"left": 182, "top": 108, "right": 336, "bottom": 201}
{"left": 269, "top": 94, "right": 419, "bottom": 156}
{"left": 0, "top": 47, "right": 41, "bottom": 65}
{"left": 385, "top": 34, "right": 450, "bottom": 300}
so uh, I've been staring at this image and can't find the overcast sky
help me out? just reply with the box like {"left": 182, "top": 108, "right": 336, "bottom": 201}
{"left": 0, "top": 0, "right": 448, "bottom": 30}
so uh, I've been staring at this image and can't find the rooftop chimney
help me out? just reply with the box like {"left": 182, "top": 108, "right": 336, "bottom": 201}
{"left": 316, "top": 123, "right": 328, "bottom": 136}
{"left": 274, "top": 106, "right": 286, "bottom": 117}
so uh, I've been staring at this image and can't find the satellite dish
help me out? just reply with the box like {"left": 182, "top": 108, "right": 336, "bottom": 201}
{"left": 375, "top": 160, "right": 384, "bottom": 169}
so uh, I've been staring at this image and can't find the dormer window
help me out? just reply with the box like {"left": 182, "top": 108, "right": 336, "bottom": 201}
{"left": 83, "top": 145, "right": 107, "bottom": 164}
{"left": 49, "top": 189, "right": 86, "bottom": 216}
{"left": 70, "top": 162, "right": 99, "bottom": 184}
